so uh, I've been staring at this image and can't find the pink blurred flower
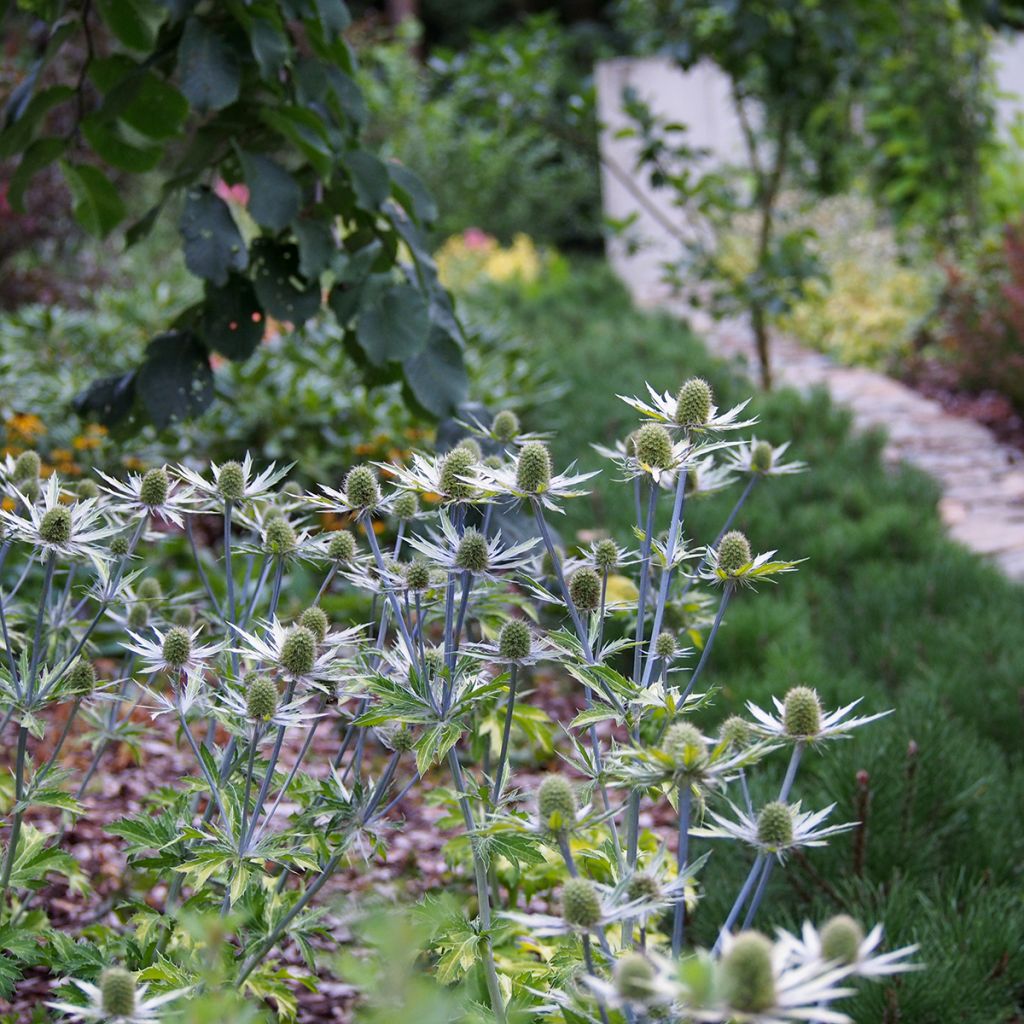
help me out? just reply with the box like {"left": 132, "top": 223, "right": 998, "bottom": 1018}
{"left": 215, "top": 179, "right": 250, "bottom": 206}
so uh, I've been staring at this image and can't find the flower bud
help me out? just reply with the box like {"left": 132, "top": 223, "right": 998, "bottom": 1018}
{"left": 615, "top": 952, "right": 656, "bottom": 1002}
{"left": 721, "top": 931, "right": 776, "bottom": 1013}
{"left": 280, "top": 626, "right": 316, "bottom": 677}
{"left": 515, "top": 442, "right": 551, "bottom": 493}
{"left": 626, "top": 872, "right": 661, "bottom": 902}
{"left": 162, "top": 626, "right": 192, "bottom": 669}
{"left": 783, "top": 686, "right": 822, "bottom": 738}
{"left": 100, "top": 966, "right": 137, "bottom": 1017}
{"left": 246, "top": 673, "right": 278, "bottom": 721}
{"left": 492, "top": 409, "right": 521, "bottom": 442}
{"left": 751, "top": 442, "right": 774, "bottom": 473}
{"left": 457, "top": 437, "right": 483, "bottom": 461}
{"left": 299, "top": 606, "right": 329, "bottom": 643}
{"left": 663, "top": 722, "right": 706, "bottom": 769}
{"left": 19, "top": 477, "right": 39, "bottom": 503}
{"left": 756, "top": 801, "right": 794, "bottom": 850}
{"left": 139, "top": 467, "right": 169, "bottom": 507}
{"left": 423, "top": 648, "right": 445, "bottom": 676}
{"left": 40, "top": 506, "right": 72, "bottom": 544}
{"left": 110, "top": 534, "right": 130, "bottom": 557}
{"left": 820, "top": 914, "right": 864, "bottom": 964}
{"left": 634, "top": 423, "right": 674, "bottom": 469}
{"left": 483, "top": 455, "right": 503, "bottom": 470}
{"left": 77, "top": 479, "right": 99, "bottom": 500}
{"left": 265, "top": 518, "right": 297, "bottom": 555}
{"left": 569, "top": 567, "right": 601, "bottom": 612}
{"left": 498, "top": 619, "right": 531, "bottom": 661}
{"left": 393, "top": 490, "right": 419, "bottom": 520}
{"left": 128, "top": 603, "right": 149, "bottom": 629}
{"left": 217, "top": 461, "right": 245, "bottom": 502}
{"left": 538, "top": 775, "right": 577, "bottom": 830}
{"left": 720, "top": 715, "right": 751, "bottom": 749}
{"left": 675, "top": 377, "right": 713, "bottom": 427}
{"left": 138, "top": 577, "right": 163, "bottom": 603}
{"left": 455, "top": 528, "right": 489, "bottom": 573}
{"left": 13, "top": 450, "right": 40, "bottom": 482}
{"left": 328, "top": 530, "right": 356, "bottom": 563}
{"left": 561, "top": 877, "right": 602, "bottom": 928}
{"left": 405, "top": 558, "right": 432, "bottom": 591}
{"left": 345, "top": 465, "right": 380, "bottom": 509}
{"left": 263, "top": 506, "right": 287, "bottom": 526}
{"left": 67, "top": 657, "right": 96, "bottom": 693}
{"left": 717, "top": 531, "right": 751, "bottom": 574}
{"left": 594, "top": 539, "right": 618, "bottom": 573}
{"left": 655, "top": 631, "right": 676, "bottom": 659}
{"left": 172, "top": 605, "right": 194, "bottom": 626}
{"left": 440, "top": 447, "right": 476, "bottom": 501}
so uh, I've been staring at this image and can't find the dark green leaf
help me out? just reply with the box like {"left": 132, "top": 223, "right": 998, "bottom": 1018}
{"left": 73, "top": 371, "right": 137, "bottom": 427}
{"left": 403, "top": 327, "right": 467, "bottom": 418}
{"left": 345, "top": 149, "right": 390, "bottom": 209}
{"left": 60, "top": 161, "right": 125, "bottom": 237}
{"left": 355, "top": 283, "right": 429, "bottom": 366}
{"left": 82, "top": 116, "right": 162, "bottom": 172}
{"left": 96, "top": 0, "right": 159, "bottom": 50}
{"left": 200, "top": 275, "right": 265, "bottom": 360}
{"left": 7, "top": 136, "right": 64, "bottom": 211}
{"left": 237, "top": 149, "right": 302, "bottom": 231}
{"left": 314, "top": 0, "right": 350, "bottom": 32}
{"left": 293, "top": 218, "right": 335, "bottom": 278}
{"left": 388, "top": 162, "right": 437, "bottom": 224}
{"left": 177, "top": 17, "right": 240, "bottom": 114}
{"left": 0, "top": 85, "right": 73, "bottom": 158}
{"left": 250, "top": 237, "right": 321, "bottom": 323}
{"left": 136, "top": 332, "right": 214, "bottom": 428}
{"left": 251, "top": 17, "right": 290, "bottom": 77}
{"left": 90, "top": 56, "right": 189, "bottom": 140}
{"left": 179, "top": 186, "right": 247, "bottom": 286}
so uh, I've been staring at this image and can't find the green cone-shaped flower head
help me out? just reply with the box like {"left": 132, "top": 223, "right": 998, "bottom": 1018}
{"left": 265, "top": 518, "right": 296, "bottom": 554}
{"left": 40, "top": 505, "right": 72, "bottom": 544}
{"left": 101, "top": 966, "right": 137, "bottom": 1016}
{"left": 393, "top": 490, "right": 419, "bottom": 520}
{"left": 783, "top": 686, "right": 822, "bottom": 738}
{"left": 246, "top": 673, "right": 278, "bottom": 721}
{"left": 561, "top": 877, "right": 602, "bottom": 928}
{"left": 720, "top": 715, "right": 751, "bottom": 749}
{"left": 217, "top": 460, "right": 245, "bottom": 502}
{"left": 663, "top": 722, "right": 706, "bottom": 769}
{"left": 67, "top": 657, "right": 96, "bottom": 694}
{"left": 492, "top": 409, "right": 520, "bottom": 441}
{"left": 345, "top": 465, "right": 380, "bottom": 509}
{"left": 13, "top": 450, "right": 41, "bottom": 482}
{"left": 77, "top": 479, "right": 99, "bottom": 500}
{"left": 457, "top": 437, "right": 483, "bottom": 461}
{"left": 110, "top": 534, "right": 130, "bottom": 557}
{"left": 440, "top": 447, "right": 476, "bottom": 501}
{"left": 569, "top": 567, "right": 601, "bottom": 612}
{"left": 538, "top": 774, "right": 577, "bottom": 831}
{"left": 756, "top": 801, "right": 794, "bottom": 850}
{"left": 717, "top": 530, "right": 751, "bottom": 574}
{"left": 751, "top": 441, "right": 774, "bottom": 472}
{"left": 173, "top": 605, "right": 194, "bottom": 626}
{"left": 615, "top": 952, "right": 656, "bottom": 1002}
{"left": 299, "top": 606, "right": 329, "bottom": 643}
{"left": 655, "top": 631, "right": 676, "bottom": 659}
{"left": 140, "top": 467, "right": 169, "bottom": 506}
{"left": 721, "top": 931, "right": 776, "bottom": 1013}
{"left": 328, "top": 530, "right": 356, "bottom": 563}
{"left": 498, "top": 619, "right": 531, "bottom": 661}
{"left": 128, "top": 603, "right": 149, "bottom": 629}
{"left": 820, "top": 914, "right": 864, "bottom": 965}
{"left": 455, "top": 528, "right": 489, "bottom": 573}
{"left": 280, "top": 625, "right": 316, "bottom": 678}
{"left": 675, "top": 377, "right": 713, "bottom": 427}
{"left": 634, "top": 423, "right": 674, "bottom": 469}
{"left": 626, "top": 872, "right": 661, "bottom": 902}
{"left": 594, "top": 538, "right": 618, "bottom": 573}
{"left": 162, "top": 626, "right": 192, "bottom": 669}
{"left": 405, "top": 558, "right": 431, "bottom": 591}
{"left": 138, "top": 577, "right": 163, "bottom": 603}
{"left": 516, "top": 442, "right": 552, "bottom": 493}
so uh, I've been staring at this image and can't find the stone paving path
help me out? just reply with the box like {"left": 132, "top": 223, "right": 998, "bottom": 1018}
{"left": 634, "top": 291, "right": 1024, "bottom": 580}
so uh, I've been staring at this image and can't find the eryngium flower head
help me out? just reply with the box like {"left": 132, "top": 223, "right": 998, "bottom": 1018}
{"left": 265, "top": 518, "right": 297, "bottom": 554}
{"left": 128, "top": 603, "right": 148, "bottom": 629}
{"left": 561, "top": 877, "right": 602, "bottom": 928}
{"left": 40, "top": 505, "right": 72, "bottom": 544}
{"left": 110, "top": 535, "right": 130, "bottom": 557}
{"left": 345, "top": 465, "right": 380, "bottom": 509}
{"left": 299, "top": 606, "right": 329, "bottom": 643}
{"left": 440, "top": 447, "right": 476, "bottom": 500}
{"left": 393, "top": 490, "right": 419, "bottom": 520}
{"left": 405, "top": 558, "right": 431, "bottom": 591}
{"left": 217, "top": 460, "right": 246, "bottom": 502}
{"left": 721, "top": 931, "right": 776, "bottom": 1013}
{"left": 655, "top": 631, "right": 676, "bottom": 659}
{"left": 594, "top": 538, "right": 619, "bottom": 573}
{"left": 663, "top": 722, "right": 706, "bottom": 769}
{"left": 498, "top": 619, "right": 531, "bottom": 661}
{"left": 538, "top": 774, "right": 577, "bottom": 830}
{"left": 675, "top": 377, "right": 713, "bottom": 427}
{"left": 717, "top": 530, "right": 752, "bottom": 574}
{"left": 720, "top": 715, "right": 751, "bottom": 748}
{"left": 246, "top": 673, "right": 278, "bottom": 721}
{"left": 634, "top": 423, "right": 674, "bottom": 469}
{"left": 328, "top": 530, "right": 356, "bottom": 563}
{"left": 13, "top": 450, "right": 41, "bottom": 482}
{"left": 751, "top": 441, "right": 774, "bottom": 472}
{"left": 455, "top": 528, "right": 489, "bottom": 572}
{"left": 67, "top": 657, "right": 96, "bottom": 693}
{"left": 821, "top": 914, "right": 864, "bottom": 965}
{"left": 138, "top": 577, "right": 162, "bottom": 603}
{"left": 457, "top": 437, "right": 483, "bottom": 461}
{"left": 515, "top": 442, "right": 552, "bottom": 493}
{"left": 280, "top": 626, "right": 316, "bottom": 678}
{"left": 756, "top": 801, "right": 794, "bottom": 850}
{"left": 627, "top": 872, "right": 661, "bottom": 902}
{"left": 162, "top": 626, "right": 192, "bottom": 670}
{"left": 100, "top": 966, "right": 137, "bottom": 1016}
{"left": 569, "top": 566, "right": 601, "bottom": 612}
{"left": 783, "top": 686, "right": 823, "bottom": 738}
{"left": 77, "top": 479, "right": 100, "bottom": 500}
{"left": 139, "top": 468, "right": 169, "bottom": 507}
{"left": 492, "top": 409, "right": 521, "bottom": 441}
{"left": 615, "top": 953, "right": 657, "bottom": 1002}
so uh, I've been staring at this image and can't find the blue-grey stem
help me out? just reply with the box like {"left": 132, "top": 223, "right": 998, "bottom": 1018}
{"left": 741, "top": 857, "right": 776, "bottom": 929}
{"left": 714, "top": 853, "right": 765, "bottom": 954}
{"left": 681, "top": 584, "right": 733, "bottom": 701}
{"left": 631, "top": 480, "right": 659, "bottom": 686}
{"left": 681, "top": 476, "right": 758, "bottom": 599}
{"left": 557, "top": 831, "right": 578, "bottom": 877}
{"left": 491, "top": 663, "right": 519, "bottom": 802}
{"left": 582, "top": 934, "right": 612, "bottom": 1024}
{"left": 0, "top": 726, "right": 30, "bottom": 896}
{"left": 671, "top": 783, "right": 692, "bottom": 957}
{"left": 779, "top": 742, "right": 804, "bottom": 801}
{"left": 186, "top": 516, "right": 221, "bottom": 615}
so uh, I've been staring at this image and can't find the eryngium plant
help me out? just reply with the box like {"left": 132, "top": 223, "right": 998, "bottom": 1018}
{"left": 0, "top": 382, "right": 916, "bottom": 1022}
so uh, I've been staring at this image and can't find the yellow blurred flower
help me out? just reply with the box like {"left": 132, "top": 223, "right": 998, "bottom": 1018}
{"left": 436, "top": 230, "right": 549, "bottom": 293}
